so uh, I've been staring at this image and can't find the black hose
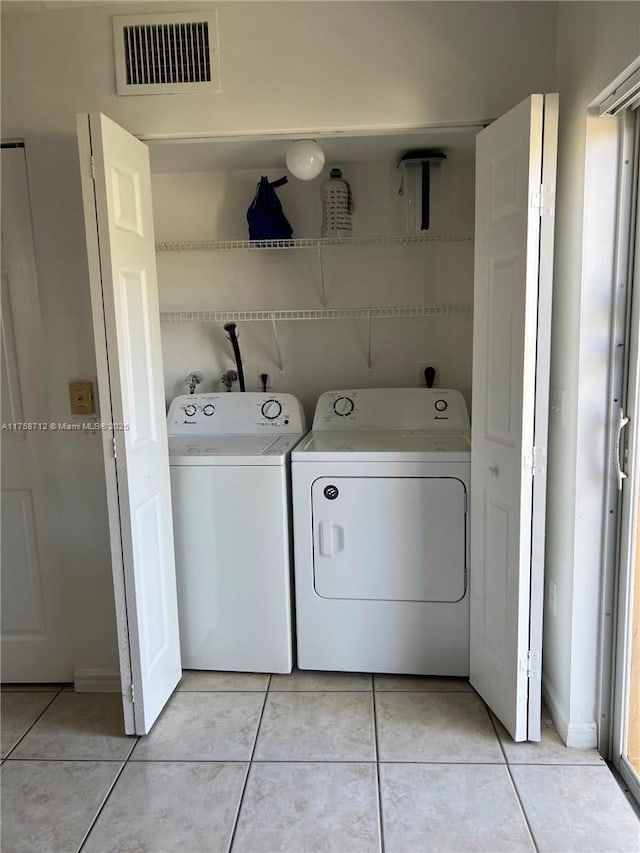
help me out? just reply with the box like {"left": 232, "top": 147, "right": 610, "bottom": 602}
{"left": 223, "top": 322, "right": 246, "bottom": 392}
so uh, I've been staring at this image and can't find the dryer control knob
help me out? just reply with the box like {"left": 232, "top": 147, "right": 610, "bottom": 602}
{"left": 262, "top": 399, "right": 282, "bottom": 420}
{"left": 203, "top": 404, "right": 215, "bottom": 416}
{"left": 184, "top": 404, "right": 197, "bottom": 417}
{"left": 333, "top": 396, "right": 355, "bottom": 417}
{"left": 434, "top": 399, "right": 448, "bottom": 412}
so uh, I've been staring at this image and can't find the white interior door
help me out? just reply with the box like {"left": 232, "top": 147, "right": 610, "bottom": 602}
{"left": 470, "top": 94, "right": 558, "bottom": 742}
{"left": 77, "top": 114, "right": 181, "bottom": 734}
{"left": 1, "top": 147, "right": 73, "bottom": 682}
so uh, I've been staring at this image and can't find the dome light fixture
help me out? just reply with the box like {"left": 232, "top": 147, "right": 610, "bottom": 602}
{"left": 286, "top": 139, "right": 325, "bottom": 181}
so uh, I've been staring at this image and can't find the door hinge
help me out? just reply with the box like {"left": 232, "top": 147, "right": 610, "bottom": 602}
{"left": 112, "top": 436, "right": 117, "bottom": 459}
{"left": 524, "top": 446, "right": 545, "bottom": 477}
{"left": 521, "top": 650, "right": 541, "bottom": 677}
{"left": 531, "top": 184, "right": 553, "bottom": 217}
{"left": 530, "top": 184, "right": 545, "bottom": 214}
{"left": 130, "top": 682, "right": 135, "bottom": 703}
{"left": 90, "top": 155, "right": 96, "bottom": 180}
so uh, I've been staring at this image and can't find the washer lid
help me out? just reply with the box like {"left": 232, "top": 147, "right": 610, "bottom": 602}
{"left": 169, "top": 433, "right": 303, "bottom": 465}
{"left": 292, "top": 429, "right": 471, "bottom": 462}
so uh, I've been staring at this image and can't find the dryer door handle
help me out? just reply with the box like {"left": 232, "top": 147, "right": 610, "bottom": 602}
{"left": 318, "top": 521, "right": 344, "bottom": 557}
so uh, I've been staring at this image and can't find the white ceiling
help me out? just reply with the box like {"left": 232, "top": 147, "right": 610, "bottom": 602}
{"left": 146, "top": 126, "right": 483, "bottom": 174}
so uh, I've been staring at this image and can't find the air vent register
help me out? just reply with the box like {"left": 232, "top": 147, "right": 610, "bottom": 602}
{"left": 113, "top": 12, "right": 221, "bottom": 95}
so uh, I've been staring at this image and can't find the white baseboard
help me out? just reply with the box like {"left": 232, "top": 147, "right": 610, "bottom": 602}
{"left": 542, "top": 675, "right": 598, "bottom": 749}
{"left": 74, "top": 669, "right": 121, "bottom": 693}
{"left": 542, "top": 675, "right": 569, "bottom": 738}
{"left": 564, "top": 721, "right": 599, "bottom": 749}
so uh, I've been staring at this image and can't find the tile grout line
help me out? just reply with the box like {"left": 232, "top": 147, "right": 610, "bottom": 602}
{"left": 178, "top": 685, "right": 472, "bottom": 694}
{"left": 3, "top": 686, "right": 64, "bottom": 759}
{"left": 1, "top": 686, "right": 68, "bottom": 693}
{"left": 236, "top": 687, "right": 462, "bottom": 692}
{"left": 75, "top": 742, "right": 139, "bottom": 853}
{"left": 371, "top": 679, "right": 386, "bottom": 853}
{"left": 3, "top": 756, "right": 522, "bottom": 765}
{"left": 4, "top": 755, "right": 151, "bottom": 764}
{"left": 226, "top": 675, "right": 272, "bottom": 853}
{"left": 485, "top": 705, "right": 540, "bottom": 853}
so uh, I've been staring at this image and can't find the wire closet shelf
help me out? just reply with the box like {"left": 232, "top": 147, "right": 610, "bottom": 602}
{"left": 155, "top": 233, "right": 474, "bottom": 252}
{"left": 159, "top": 304, "right": 473, "bottom": 323}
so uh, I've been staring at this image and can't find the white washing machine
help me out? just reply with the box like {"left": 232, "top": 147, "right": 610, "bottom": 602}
{"left": 167, "top": 392, "right": 306, "bottom": 673}
{"left": 292, "top": 388, "right": 470, "bottom": 676}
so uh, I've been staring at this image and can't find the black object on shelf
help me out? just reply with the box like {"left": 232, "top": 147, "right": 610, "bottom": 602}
{"left": 398, "top": 150, "right": 446, "bottom": 231}
{"left": 247, "top": 176, "right": 293, "bottom": 240}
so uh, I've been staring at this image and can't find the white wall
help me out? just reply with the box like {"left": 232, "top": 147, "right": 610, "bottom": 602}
{"left": 152, "top": 149, "right": 475, "bottom": 419}
{"left": 544, "top": 3, "right": 640, "bottom": 746}
{"left": 2, "top": 1, "right": 558, "bottom": 137}
{"left": 0, "top": 1, "right": 557, "bottom": 678}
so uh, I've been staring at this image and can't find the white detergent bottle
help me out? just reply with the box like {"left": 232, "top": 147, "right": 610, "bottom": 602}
{"left": 321, "top": 168, "right": 352, "bottom": 237}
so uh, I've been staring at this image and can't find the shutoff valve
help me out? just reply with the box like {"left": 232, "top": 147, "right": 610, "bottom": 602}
{"left": 185, "top": 372, "right": 202, "bottom": 395}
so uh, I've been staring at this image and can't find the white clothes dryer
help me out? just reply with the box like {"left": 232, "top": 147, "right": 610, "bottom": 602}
{"left": 167, "top": 392, "right": 306, "bottom": 673}
{"left": 292, "top": 388, "right": 470, "bottom": 675}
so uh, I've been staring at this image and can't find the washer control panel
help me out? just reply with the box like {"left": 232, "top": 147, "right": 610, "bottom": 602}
{"left": 167, "top": 393, "right": 306, "bottom": 435}
{"left": 312, "top": 388, "right": 469, "bottom": 431}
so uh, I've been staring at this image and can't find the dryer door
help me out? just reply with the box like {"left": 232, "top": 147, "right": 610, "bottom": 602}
{"left": 312, "top": 476, "right": 467, "bottom": 602}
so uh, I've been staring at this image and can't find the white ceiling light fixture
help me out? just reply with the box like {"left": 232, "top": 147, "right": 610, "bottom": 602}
{"left": 286, "top": 140, "right": 325, "bottom": 180}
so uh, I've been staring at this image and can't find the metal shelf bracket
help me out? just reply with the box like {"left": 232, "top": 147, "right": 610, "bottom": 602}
{"left": 270, "top": 313, "right": 284, "bottom": 373}
{"left": 318, "top": 248, "right": 327, "bottom": 307}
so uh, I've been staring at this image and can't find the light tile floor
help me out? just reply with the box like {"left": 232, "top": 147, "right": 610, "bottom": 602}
{"left": 1, "top": 672, "right": 639, "bottom": 853}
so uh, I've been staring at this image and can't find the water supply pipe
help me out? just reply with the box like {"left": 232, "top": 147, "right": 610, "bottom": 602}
{"left": 223, "top": 322, "right": 246, "bottom": 392}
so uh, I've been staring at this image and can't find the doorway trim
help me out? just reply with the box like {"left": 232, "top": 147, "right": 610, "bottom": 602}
{"left": 609, "top": 114, "right": 640, "bottom": 802}
{"left": 598, "top": 108, "right": 639, "bottom": 762}
{"left": 592, "top": 55, "right": 640, "bottom": 803}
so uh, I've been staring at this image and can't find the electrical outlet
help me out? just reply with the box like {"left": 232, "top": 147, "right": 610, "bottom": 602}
{"left": 69, "top": 380, "right": 96, "bottom": 415}
{"left": 257, "top": 365, "right": 273, "bottom": 391}
{"left": 548, "top": 580, "right": 557, "bottom": 615}
{"left": 416, "top": 361, "right": 440, "bottom": 387}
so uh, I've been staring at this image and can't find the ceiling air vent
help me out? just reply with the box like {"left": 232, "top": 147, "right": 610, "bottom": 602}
{"left": 113, "top": 12, "right": 220, "bottom": 96}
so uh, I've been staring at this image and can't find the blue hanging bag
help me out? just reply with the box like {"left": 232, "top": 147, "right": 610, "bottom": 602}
{"left": 247, "top": 176, "right": 293, "bottom": 241}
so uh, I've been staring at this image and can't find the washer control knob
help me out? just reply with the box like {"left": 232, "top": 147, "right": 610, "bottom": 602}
{"left": 203, "top": 404, "right": 215, "bottom": 416}
{"left": 184, "top": 404, "right": 197, "bottom": 417}
{"left": 261, "top": 399, "right": 282, "bottom": 420}
{"left": 333, "top": 396, "right": 355, "bottom": 417}
{"left": 434, "top": 399, "right": 448, "bottom": 412}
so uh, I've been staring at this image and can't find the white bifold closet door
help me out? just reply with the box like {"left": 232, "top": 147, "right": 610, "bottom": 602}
{"left": 1, "top": 148, "right": 73, "bottom": 682}
{"left": 75, "top": 98, "right": 557, "bottom": 740}
{"left": 77, "top": 113, "right": 181, "bottom": 735}
{"left": 470, "top": 94, "right": 558, "bottom": 742}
